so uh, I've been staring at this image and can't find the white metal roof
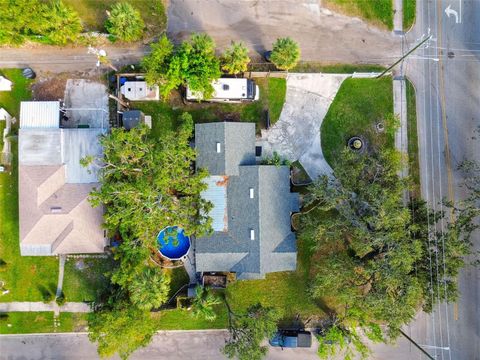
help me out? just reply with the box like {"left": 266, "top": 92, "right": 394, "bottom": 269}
{"left": 201, "top": 176, "right": 228, "bottom": 232}
{"left": 20, "top": 101, "right": 60, "bottom": 129}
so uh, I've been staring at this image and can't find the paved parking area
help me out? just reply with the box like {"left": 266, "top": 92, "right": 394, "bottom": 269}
{"left": 167, "top": 0, "right": 401, "bottom": 63}
{"left": 0, "top": 331, "right": 320, "bottom": 360}
{"left": 259, "top": 73, "right": 349, "bottom": 180}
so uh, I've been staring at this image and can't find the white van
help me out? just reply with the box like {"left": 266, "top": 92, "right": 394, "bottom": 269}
{"left": 186, "top": 78, "right": 260, "bottom": 103}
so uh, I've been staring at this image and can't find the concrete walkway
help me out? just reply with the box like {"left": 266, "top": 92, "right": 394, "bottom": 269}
{"left": 0, "top": 302, "right": 91, "bottom": 313}
{"left": 184, "top": 252, "right": 197, "bottom": 284}
{"left": 393, "top": 0, "right": 404, "bottom": 34}
{"left": 259, "top": 73, "right": 349, "bottom": 180}
{"left": 56, "top": 254, "right": 66, "bottom": 297}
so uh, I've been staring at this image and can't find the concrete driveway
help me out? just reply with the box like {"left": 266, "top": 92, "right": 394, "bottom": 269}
{"left": 167, "top": 0, "right": 401, "bottom": 63}
{"left": 0, "top": 331, "right": 320, "bottom": 360}
{"left": 259, "top": 73, "right": 349, "bottom": 180}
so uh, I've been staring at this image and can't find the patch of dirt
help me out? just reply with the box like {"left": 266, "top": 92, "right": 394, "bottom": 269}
{"left": 32, "top": 75, "right": 68, "bottom": 101}
{"left": 32, "top": 71, "right": 109, "bottom": 101}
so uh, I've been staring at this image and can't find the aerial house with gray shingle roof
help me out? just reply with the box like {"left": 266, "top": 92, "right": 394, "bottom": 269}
{"left": 195, "top": 122, "right": 299, "bottom": 280}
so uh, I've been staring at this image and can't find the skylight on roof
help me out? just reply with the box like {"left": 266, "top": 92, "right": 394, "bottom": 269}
{"left": 250, "top": 229, "right": 255, "bottom": 240}
{"left": 216, "top": 142, "right": 221, "bottom": 153}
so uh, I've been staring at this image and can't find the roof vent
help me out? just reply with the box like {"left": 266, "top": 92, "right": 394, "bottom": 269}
{"left": 50, "top": 207, "right": 62, "bottom": 213}
{"left": 250, "top": 229, "right": 255, "bottom": 240}
{"left": 216, "top": 142, "right": 221, "bottom": 153}
{"left": 223, "top": 84, "right": 230, "bottom": 90}
{"left": 249, "top": 188, "right": 254, "bottom": 199}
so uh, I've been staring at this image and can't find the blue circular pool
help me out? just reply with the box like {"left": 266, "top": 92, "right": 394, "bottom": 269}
{"left": 157, "top": 226, "right": 190, "bottom": 260}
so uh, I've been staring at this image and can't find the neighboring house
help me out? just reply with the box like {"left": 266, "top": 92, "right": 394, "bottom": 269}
{"left": 0, "top": 76, "right": 12, "bottom": 91}
{"left": 18, "top": 101, "right": 107, "bottom": 256}
{"left": 195, "top": 122, "right": 299, "bottom": 280}
{"left": 120, "top": 80, "right": 159, "bottom": 101}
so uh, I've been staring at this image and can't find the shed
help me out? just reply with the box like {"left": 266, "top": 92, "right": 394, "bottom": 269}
{"left": 0, "top": 76, "right": 12, "bottom": 91}
{"left": 122, "top": 110, "right": 145, "bottom": 130}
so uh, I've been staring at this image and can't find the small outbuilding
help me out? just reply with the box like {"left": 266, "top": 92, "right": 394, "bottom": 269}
{"left": 120, "top": 80, "right": 159, "bottom": 101}
{"left": 121, "top": 110, "right": 145, "bottom": 130}
{"left": 0, "top": 76, "right": 12, "bottom": 91}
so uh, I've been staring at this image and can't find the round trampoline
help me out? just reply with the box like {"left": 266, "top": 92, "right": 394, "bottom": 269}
{"left": 157, "top": 226, "right": 190, "bottom": 261}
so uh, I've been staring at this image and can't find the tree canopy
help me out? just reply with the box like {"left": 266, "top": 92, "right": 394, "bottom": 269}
{"left": 142, "top": 33, "right": 221, "bottom": 99}
{"left": 86, "top": 113, "right": 212, "bottom": 245}
{"left": 0, "top": 0, "right": 82, "bottom": 45}
{"left": 85, "top": 113, "right": 212, "bottom": 358}
{"left": 88, "top": 307, "right": 157, "bottom": 360}
{"left": 221, "top": 41, "right": 250, "bottom": 75}
{"left": 105, "top": 2, "right": 144, "bottom": 42}
{"left": 222, "top": 302, "right": 279, "bottom": 360}
{"left": 191, "top": 286, "right": 222, "bottom": 321}
{"left": 270, "top": 37, "right": 300, "bottom": 71}
{"left": 299, "top": 149, "right": 479, "bottom": 358}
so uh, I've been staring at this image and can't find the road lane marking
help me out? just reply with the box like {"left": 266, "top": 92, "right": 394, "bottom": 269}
{"left": 445, "top": 4, "right": 460, "bottom": 24}
{"left": 438, "top": 0, "right": 458, "bottom": 324}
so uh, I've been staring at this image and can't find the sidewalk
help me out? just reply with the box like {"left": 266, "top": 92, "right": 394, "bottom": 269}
{"left": 0, "top": 301, "right": 91, "bottom": 313}
{"left": 393, "top": 76, "right": 409, "bottom": 204}
{"left": 393, "top": 0, "right": 403, "bottom": 34}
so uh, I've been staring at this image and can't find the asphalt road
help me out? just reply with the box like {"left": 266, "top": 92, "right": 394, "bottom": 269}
{"left": 0, "top": 331, "right": 320, "bottom": 360}
{"left": 167, "top": 0, "right": 401, "bottom": 63}
{"left": 372, "top": 1, "right": 480, "bottom": 359}
{"left": 0, "top": 1, "right": 401, "bottom": 73}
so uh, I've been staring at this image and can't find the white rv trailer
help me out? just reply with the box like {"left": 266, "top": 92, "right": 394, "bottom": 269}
{"left": 186, "top": 78, "right": 260, "bottom": 103}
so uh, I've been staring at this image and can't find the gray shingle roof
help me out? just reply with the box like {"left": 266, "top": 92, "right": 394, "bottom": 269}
{"left": 195, "top": 122, "right": 256, "bottom": 176}
{"left": 195, "top": 122, "right": 299, "bottom": 279}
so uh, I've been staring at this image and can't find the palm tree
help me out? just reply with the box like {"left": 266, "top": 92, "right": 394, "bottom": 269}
{"left": 191, "top": 285, "right": 221, "bottom": 321}
{"left": 44, "top": 1, "right": 82, "bottom": 45}
{"left": 128, "top": 266, "right": 171, "bottom": 311}
{"left": 105, "top": 2, "right": 145, "bottom": 42}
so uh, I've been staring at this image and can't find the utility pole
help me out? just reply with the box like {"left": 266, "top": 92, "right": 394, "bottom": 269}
{"left": 399, "top": 329, "right": 436, "bottom": 360}
{"left": 377, "top": 35, "right": 432, "bottom": 78}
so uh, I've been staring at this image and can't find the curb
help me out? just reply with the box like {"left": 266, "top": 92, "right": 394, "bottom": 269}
{"left": 0, "top": 329, "right": 229, "bottom": 337}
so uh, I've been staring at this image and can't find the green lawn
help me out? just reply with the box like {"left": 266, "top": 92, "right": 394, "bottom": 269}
{"left": 292, "top": 63, "right": 386, "bottom": 74}
{"left": 152, "top": 305, "right": 228, "bottom": 330}
{"left": 0, "top": 312, "right": 88, "bottom": 334}
{"left": 135, "top": 77, "right": 286, "bottom": 139}
{"left": 62, "top": 257, "right": 114, "bottom": 302}
{"left": 321, "top": 77, "right": 394, "bottom": 166}
{"left": 323, "top": 0, "right": 394, "bottom": 30}
{"left": 406, "top": 78, "right": 420, "bottom": 196}
{"left": 403, "top": 0, "right": 416, "bottom": 30}
{"left": 0, "top": 69, "right": 32, "bottom": 118}
{"left": 63, "top": 0, "right": 167, "bottom": 35}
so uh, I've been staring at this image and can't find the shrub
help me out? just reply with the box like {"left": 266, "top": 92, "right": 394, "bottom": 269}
{"left": 105, "top": 2, "right": 145, "bottom": 42}
{"left": 221, "top": 41, "right": 250, "bottom": 75}
{"left": 56, "top": 292, "right": 66, "bottom": 306}
{"left": 270, "top": 37, "right": 301, "bottom": 71}
{"left": 0, "top": 259, "right": 7, "bottom": 272}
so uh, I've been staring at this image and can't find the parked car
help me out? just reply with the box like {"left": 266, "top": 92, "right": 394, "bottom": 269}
{"left": 269, "top": 330, "right": 312, "bottom": 348}
{"left": 263, "top": 50, "right": 272, "bottom": 62}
